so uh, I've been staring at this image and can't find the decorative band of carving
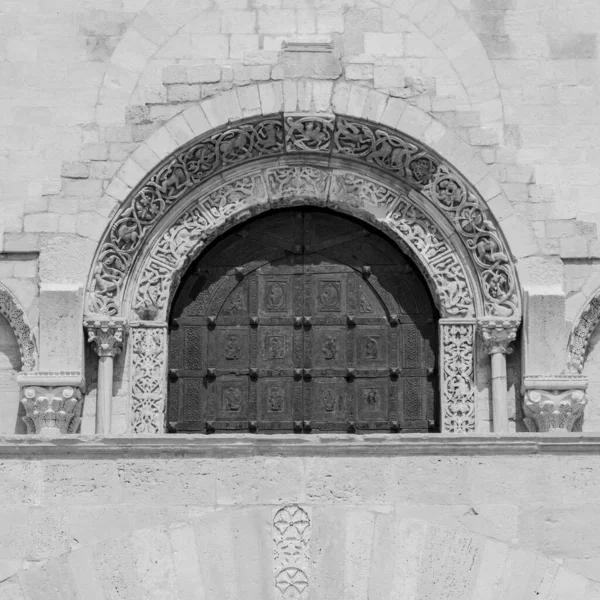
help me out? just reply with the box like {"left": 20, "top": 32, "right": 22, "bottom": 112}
{"left": 440, "top": 321, "right": 476, "bottom": 433}
{"left": 0, "top": 283, "right": 37, "bottom": 372}
{"left": 130, "top": 325, "right": 167, "bottom": 433}
{"left": 87, "top": 114, "right": 519, "bottom": 321}
{"left": 131, "top": 166, "right": 475, "bottom": 321}
{"left": 273, "top": 505, "right": 310, "bottom": 600}
{"left": 523, "top": 389, "right": 588, "bottom": 433}
{"left": 567, "top": 295, "right": 600, "bottom": 373}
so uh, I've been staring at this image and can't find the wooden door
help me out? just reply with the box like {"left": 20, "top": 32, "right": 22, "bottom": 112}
{"left": 168, "top": 209, "right": 437, "bottom": 433}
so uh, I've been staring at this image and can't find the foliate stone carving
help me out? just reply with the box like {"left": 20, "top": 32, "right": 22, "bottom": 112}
{"left": 131, "top": 326, "right": 166, "bottom": 433}
{"left": 567, "top": 295, "right": 600, "bottom": 373}
{"left": 422, "top": 166, "right": 518, "bottom": 318}
{"left": 266, "top": 166, "right": 329, "bottom": 203}
{"left": 523, "top": 389, "right": 588, "bottom": 433}
{"left": 329, "top": 172, "right": 398, "bottom": 210}
{"left": 441, "top": 322, "right": 476, "bottom": 433}
{"left": 133, "top": 174, "right": 266, "bottom": 319}
{"left": 85, "top": 318, "right": 127, "bottom": 357}
{"left": 388, "top": 198, "right": 475, "bottom": 317}
{"left": 21, "top": 386, "right": 82, "bottom": 435}
{"left": 273, "top": 505, "right": 310, "bottom": 600}
{"left": 89, "top": 115, "right": 518, "bottom": 323}
{"left": 477, "top": 317, "right": 519, "bottom": 355}
{"left": 89, "top": 118, "right": 283, "bottom": 316}
{"left": 0, "top": 283, "right": 37, "bottom": 371}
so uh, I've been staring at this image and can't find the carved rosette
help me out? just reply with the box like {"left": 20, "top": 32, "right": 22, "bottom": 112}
{"left": 523, "top": 389, "right": 588, "bottom": 433}
{"left": 85, "top": 317, "right": 127, "bottom": 358}
{"left": 477, "top": 318, "right": 519, "bottom": 355}
{"left": 440, "top": 321, "right": 476, "bottom": 433}
{"left": 21, "top": 386, "right": 82, "bottom": 435}
{"left": 273, "top": 505, "right": 311, "bottom": 600}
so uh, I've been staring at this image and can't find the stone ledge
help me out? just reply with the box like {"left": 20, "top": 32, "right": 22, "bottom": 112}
{"left": 1, "top": 433, "right": 600, "bottom": 457}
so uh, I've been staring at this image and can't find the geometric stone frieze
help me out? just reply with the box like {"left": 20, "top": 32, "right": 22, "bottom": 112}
{"left": 87, "top": 113, "right": 520, "bottom": 323}
{"left": 273, "top": 505, "right": 311, "bottom": 600}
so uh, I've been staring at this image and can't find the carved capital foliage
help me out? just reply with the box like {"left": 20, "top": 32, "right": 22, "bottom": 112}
{"left": 0, "top": 283, "right": 37, "bottom": 371}
{"left": 440, "top": 321, "right": 476, "bottom": 433}
{"left": 273, "top": 505, "right": 310, "bottom": 600}
{"left": 84, "top": 317, "right": 127, "bottom": 358}
{"left": 87, "top": 114, "right": 520, "bottom": 324}
{"left": 21, "top": 386, "right": 82, "bottom": 434}
{"left": 477, "top": 317, "right": 520, "bottom": 355}
{"left": 523, "top": 389, "right": 588, "bottom": 433}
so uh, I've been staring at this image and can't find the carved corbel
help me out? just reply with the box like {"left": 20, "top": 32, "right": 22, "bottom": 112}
{"left": 17, "top": 371, "right": 85, "bottom": 435}
{"left": 522, "top": 375, "right": 588, "bottom": 433}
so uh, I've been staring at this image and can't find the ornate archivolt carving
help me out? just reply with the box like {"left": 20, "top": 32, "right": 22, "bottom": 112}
{"left": 273, "top": 505, "right": 311, "bottom": 600}
{"left": 440, "top": 321, "right": 476, "bottom": 433}
{"left": 87, "top": 114, "right": 520, "bottom": 321}
{"left": 0, "top": 282, "right": 37, "bottom": 372}
{"left": 567, "top": 295, "right": 600, "bottom": 373}
{"left": 132, "top": 167, "right": 476, "bottom": 321}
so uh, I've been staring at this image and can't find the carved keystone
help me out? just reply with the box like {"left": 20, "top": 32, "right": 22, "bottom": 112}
{"left": 17, "top": 371, "right": 85, "bottom": 435}
{"left": 477, "top": 317, "right": 519, "bottom": 355}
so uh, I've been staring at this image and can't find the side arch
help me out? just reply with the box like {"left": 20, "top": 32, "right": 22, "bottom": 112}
{"left": 567, "top": 290, "right": 600, "bottom": 373}
{"left": 0, "top": 282, "right": 37, "bottom": 372}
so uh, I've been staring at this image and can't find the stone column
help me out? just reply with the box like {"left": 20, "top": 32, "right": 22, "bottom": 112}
{"left": 17, "top": 372, "right": 85, "bottom": 435}
{"left": 522, "top": 375, "right": 588, "bottom": 433}
{"left": 477, "top": 318, "right": 519, "bottom": 433}
{"left": 84, "top": 317, "right": 127, "bottom": 434}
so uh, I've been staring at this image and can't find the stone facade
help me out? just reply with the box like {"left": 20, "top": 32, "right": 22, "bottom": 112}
{"left": 1, "top": 0, "right": 600, "bottom": 594}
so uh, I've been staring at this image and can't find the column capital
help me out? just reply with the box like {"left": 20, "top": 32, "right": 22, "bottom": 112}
{"left": 477, "top": 317, "right": 520, "bottom": 355}
{"left": 84, "top": 316, "right": 127, "bottom": 358}
{"left": 16, "top": 371, "right": 85, "bottom": 435}
{"left": 522, "top": 374, "right": 588, "bottom": 433}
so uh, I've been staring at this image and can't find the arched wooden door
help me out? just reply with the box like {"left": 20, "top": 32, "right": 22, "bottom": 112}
{"left": 168, "top": 209, "right": 438, "bottom": 433}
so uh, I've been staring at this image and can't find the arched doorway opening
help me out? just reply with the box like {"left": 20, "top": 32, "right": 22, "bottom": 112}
{"left": 167, "top": 207, "right": 438, "bottom": 434}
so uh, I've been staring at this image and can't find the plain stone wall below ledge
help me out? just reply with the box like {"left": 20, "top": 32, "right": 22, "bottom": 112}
{"left": 0, "top": 434, "right": 599, "bottom": 594}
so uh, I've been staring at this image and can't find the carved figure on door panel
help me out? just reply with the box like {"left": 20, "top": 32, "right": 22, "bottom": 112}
{"left": 322, "top": 389, "right": 338, "bottom": 412}
{"left": 225, "top": 335, "right": 242, "bottom": 360}
{"left": 266, "top": 282, "right": 286, "bottom": 311}
{"left": 322, "top": 337, "right": 338, "bottom": 361}
{"left": 364, "top": 388, "right": 379, "bottom": 411}
{"left": 318, "top": 281, "right": 341, "bottom": 311}
{"left": 364, "top": 337, "right": 379, "bottom": 360}
{"left": 223, "top": 387, "right": 242, "bottom": 411}
{"left": 224, "top": 287, "right": 245, "bottom": 313}
{"left": 268, "top": 387, "right": 284, "bottom": 412}
{"left": 267, "top": 335, "right": 285, "bottom": 360}
{"left": 359, "top": 291, "right": 373, "bottom": 313}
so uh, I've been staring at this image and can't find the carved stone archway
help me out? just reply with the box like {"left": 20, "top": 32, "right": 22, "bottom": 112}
{"left": 85, "top": 113, "right": 522, "bottom": 435}
{"left": 567, "top": 291, "right": 600, "bottom": 373}
{"left": 0, "top": 282, "right": 37, "bottom": 372}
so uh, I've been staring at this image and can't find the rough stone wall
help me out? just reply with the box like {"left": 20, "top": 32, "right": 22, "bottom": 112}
{"left": 1, "top": 446, "right": 600, "bottom": 596}
{"left": 0, "top": 3, "right": 599, "bottom": 414}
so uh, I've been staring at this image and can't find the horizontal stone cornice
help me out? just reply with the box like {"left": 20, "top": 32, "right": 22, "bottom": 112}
{"left": 1, "top": 434, "right": 600, "bottom": 458}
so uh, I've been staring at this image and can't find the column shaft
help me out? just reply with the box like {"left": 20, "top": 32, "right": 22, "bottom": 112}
{"left": 96, "top": 355, "right": 114, "bottom": 434}
{"left": 490, "top": 351, "right": 508, "bottom": 433}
